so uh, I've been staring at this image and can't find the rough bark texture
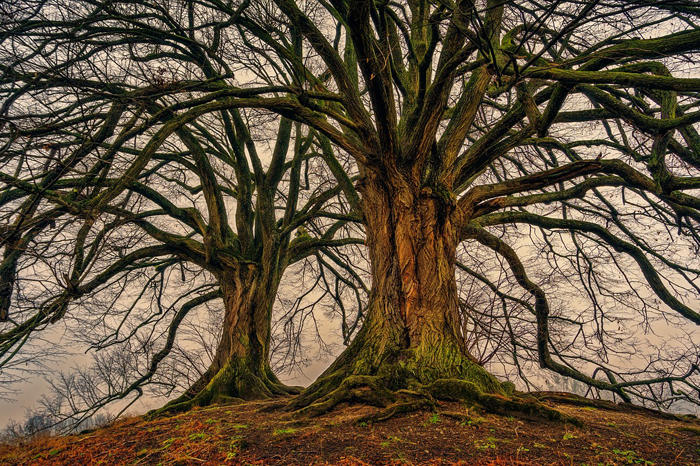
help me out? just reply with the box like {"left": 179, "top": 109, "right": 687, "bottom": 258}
{"left": 291, "top": 174, "right": 507, "bottom": 414}
{"left": 152, "top": 266, "right": 299, "bottom": 416}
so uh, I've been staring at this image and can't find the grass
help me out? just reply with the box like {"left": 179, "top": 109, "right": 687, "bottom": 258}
{"left": 272, "top": 428, "right": 297, "bottom": 435}
{"left": 612, "top": 448, "right": 656, "bottom": 465}
{"left": 0, "top": 397, "right": 698, "bottom": 465}
{"left": 474, "top": 436, "right": 497, "bottom": 451}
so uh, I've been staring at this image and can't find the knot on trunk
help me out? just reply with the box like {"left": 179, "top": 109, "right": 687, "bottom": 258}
{"left": 419, "top": 184, "right": 456, "bottom": 230}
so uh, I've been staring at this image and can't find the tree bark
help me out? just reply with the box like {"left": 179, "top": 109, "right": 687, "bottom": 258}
{"left": 158, "top": 265, "right": 297, "bottom": 413}
{"left": 293, "top": 172, "right": 505, "bottom": 410}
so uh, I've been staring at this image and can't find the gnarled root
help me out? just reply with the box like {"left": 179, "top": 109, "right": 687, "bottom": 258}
{"left": 531, "top": 391, "right": 696, "bottom": 422}
{"left": 146, "top": 363, "right": 300, "bottom": 420}
{"left": 290, "top": 374, "right": 582, "bottom": 426}
{"left": 293, "top": 375, "right": 398, "bottom": 418}
{"left": 426, "top": 379, "right": 582, "bottom": 426}
{"left": 356, "top": 391, "right": 438, "bottom": 424}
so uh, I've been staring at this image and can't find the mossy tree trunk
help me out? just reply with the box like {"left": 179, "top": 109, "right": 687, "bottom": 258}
{"left": 159, "top": 262, "right": 298, "bottom": 414}
{"left": 293, "top": 172, "right": 505, "bottom": 411}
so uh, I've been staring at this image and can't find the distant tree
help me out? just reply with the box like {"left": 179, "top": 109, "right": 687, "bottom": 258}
{"left": 0, "top": 0, "right": 364, "bottom": 423}
{"left": 0, "top": 404, "right": 112, "bottom": 441}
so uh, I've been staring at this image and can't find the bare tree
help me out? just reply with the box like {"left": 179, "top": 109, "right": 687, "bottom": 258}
{"left": 0, "top": 0, "right": 363, "bottom": 424}
{"left": 4, "top": 0, "right": 700, "bottom": 424}
{"left": 215, "top": 0, "right": 700, "bottom": 416}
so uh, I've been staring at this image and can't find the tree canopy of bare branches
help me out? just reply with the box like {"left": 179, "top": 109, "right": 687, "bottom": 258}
{"left": 0, "top": 0, "right": 364, "bottom": 424}
{"left": 2, "top": 0, "right": 700, "bottom": 422}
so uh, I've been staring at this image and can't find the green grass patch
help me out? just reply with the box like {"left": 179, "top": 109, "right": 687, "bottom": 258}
{"left": 273, "top": 428, "right": 297, "bottom": 435}
{"left": 612, "top": 448, "right": 655, "bottom": 465}
{"left": 474, "top": 437, "right": 497, "bottom": 451}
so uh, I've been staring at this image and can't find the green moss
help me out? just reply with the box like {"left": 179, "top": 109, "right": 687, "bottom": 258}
{"left": 467, "top": 417, "right": 486, "bottom": 427}
{"left": 426, "top": 378, "right": 581, "bottom": 426}
{"left": 273, "top": 428, "right": 297, "bottom": 435}
{"left": 147, "top": 355, "right": 302, "bottom": 418}
{"left": 501, "top": 382, "right": 516, "bottom": 395}
{"left": 474, "top": 437, "right": 497, "bottom": 450}
{"left": 162, "top": 438, "right": 177, "bottom": 448}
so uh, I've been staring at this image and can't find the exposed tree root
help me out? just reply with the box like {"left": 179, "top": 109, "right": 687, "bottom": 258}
{"left": 289, "top": 374, "right": 582, "bottom": 426}
{"left": 426, "top": 379, "right": 583, "bottom": 426}
{"left": 147, "top": 394, "right": 244, "bottom": 420}
{"left": 147, "top": 364, "right": 300, "bottom": 420}
{"left": 677, "top": 426, "right": 700, "bottom": 435}
{"left": 257, "top": 399, "right": 294, "bottom": 413}
{"left": 531, "top": 391, "right": 697, "bottom": 422}
{"left": 356, "top": 398, "right": 437, "bottom": 424}
{"left": 439, "top": 410, "right": 479, "bottom": 424}
{"left": 286, "top": 317, "right": 579, "bottom": 425}
{"left": 292, "top": 375, "right": 398, "bottom": 418}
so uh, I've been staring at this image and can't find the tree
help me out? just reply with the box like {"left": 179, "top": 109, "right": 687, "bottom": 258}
{"left": 221, "top": 0, "right": 700, "bottom": 415}
{"left": 0, "top": 0, "right": 363, "bottom": 422}
{"left": 3, "top": 0, "right": 700, "bottom": 423}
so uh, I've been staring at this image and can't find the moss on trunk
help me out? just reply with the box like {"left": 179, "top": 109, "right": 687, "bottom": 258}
{"left": 151, "top": 357, "right": 300, "bottom": 417}
{"left": 290, "top": 177, "right": 576, "bottom": 425}
{"left": 290, "top": 295, "right": 507, "bottom": 417}
{"left": 149, "top": 267, "right": 300, "bottom": 418}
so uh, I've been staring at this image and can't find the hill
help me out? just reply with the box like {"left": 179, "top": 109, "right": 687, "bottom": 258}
{"left": 1, "top": 394, "right": 699, "bottom": 465}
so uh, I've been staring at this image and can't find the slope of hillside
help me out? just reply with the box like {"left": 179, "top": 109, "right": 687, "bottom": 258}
{"left": 1, "top": 395, "right": 699, "bottom": 465}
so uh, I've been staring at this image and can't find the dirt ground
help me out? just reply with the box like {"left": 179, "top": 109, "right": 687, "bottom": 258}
{"left": 1, "top": 395, "right": 699, "bottom": 465}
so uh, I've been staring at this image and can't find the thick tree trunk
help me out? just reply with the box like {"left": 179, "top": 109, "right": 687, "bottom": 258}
{"left": 293, "top": 174, "right": 505, "bottom": 410}
{"left": 157, "top": 265, "right": 298, "bottom": 414}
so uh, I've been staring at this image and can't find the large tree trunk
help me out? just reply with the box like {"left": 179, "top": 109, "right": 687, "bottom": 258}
{"left": 293, "top": 173, "right": 505, "bottom": 411}
{"left": 157, "top": 265, "right": 297, "bottom": 414}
